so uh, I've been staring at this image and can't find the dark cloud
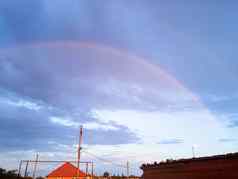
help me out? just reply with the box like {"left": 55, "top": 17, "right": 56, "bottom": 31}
{"left": 0, "top": 43, "right": 195, "bottom": 152}
{"left": 0, "top": 0, "right": 160, "bottom": 48}
{"left": 84, "top": 127, "right": 139, "bottom": 145}
{"left": 0, "top": 99, "right": 139, "bottom": 151}
{"left": 0, "top": 0, "right": 107, "bottom": 44}
{"left": 0, "top": 45, "right": 188, "bottom": 112}
{"left": 0, "top": 58, "right": 54, "bottom": 102}
{"left": 0, "top": 98, "right": 72, "bottom": 151}
{"left": 0, "top": 0, "right": 46, "bottom": 43}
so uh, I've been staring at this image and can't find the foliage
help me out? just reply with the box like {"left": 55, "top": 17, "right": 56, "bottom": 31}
{"left": 36, "top": 177, "right": 45, "bottom": 179}
{"left": 0, "top": 168, "right": 20, "bottom": 179}
{"left": 0, "top": 168, "right": 45, "bottom": 179}
{"left": 103, "top": 171, "right": 110, "bottom": 177}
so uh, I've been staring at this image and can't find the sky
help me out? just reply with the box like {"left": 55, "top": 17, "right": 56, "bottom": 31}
{"left": 1, "top": 0, "right": 238, "bottom": 176}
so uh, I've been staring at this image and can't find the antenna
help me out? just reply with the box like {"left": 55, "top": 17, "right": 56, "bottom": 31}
{"left": 77, "top": 125, "right": 83, "bottom": 169}
{"left": 192, "top": 146, "right": 195, "bottom": 158}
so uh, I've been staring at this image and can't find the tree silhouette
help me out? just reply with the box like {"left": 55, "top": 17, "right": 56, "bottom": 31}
{"left": 0, "top": 168, "right": 22, "bottom": 179}
{"left": 103, "top": 171, "right": 110, "bottom": 177}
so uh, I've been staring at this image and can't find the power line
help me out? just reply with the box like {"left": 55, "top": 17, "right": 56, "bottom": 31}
{"left": 82, "top": 150, "right": 138, "bottom": 171}
{"left": 83, "top": 150, "right": 126, "bottom": 168}
{"left": 20, "top": 160, "right": 92, "bottom": 163}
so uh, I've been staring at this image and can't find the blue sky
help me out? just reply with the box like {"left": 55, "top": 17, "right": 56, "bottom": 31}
{"left": 1, "top": 0, "right": 238, "bottom": 176}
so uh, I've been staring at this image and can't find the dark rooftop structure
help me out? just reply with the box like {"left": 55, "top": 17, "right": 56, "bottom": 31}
{"left": 141, "top": 152, "right": 238, "bottom": 179}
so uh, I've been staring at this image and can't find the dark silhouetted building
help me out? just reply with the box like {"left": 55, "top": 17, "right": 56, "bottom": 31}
{"left": 141, "top": 153, "right": 238, "bottom": 179}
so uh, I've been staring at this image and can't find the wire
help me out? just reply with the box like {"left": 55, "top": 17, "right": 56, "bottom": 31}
{"left": 82, "top": 150, "right": 138, "bottom": 170}
{"left": 82, "top": 150, "right": 127, "bottom": 168}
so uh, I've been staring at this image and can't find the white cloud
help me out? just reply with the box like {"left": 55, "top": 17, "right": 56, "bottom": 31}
{"left": 0, "top": 97, "right": 42, "bottom": 110}
{"left": 92, "top": 108, "right": 237, "bottom": 158}
{"left": 50, "top": 116, "right": 79, "bottom": 127}
{"left": 49, "top": 116, "right": 119, "bottom": 131}
{"left": 84, "top": 122, "right": 119, "bottom": 131}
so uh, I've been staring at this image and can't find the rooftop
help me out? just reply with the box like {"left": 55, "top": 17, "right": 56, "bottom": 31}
{"left": 47, "top": 162, "right": 86, "bottom": 177}
{"left": 141, "top": 152, "right": 238, "bottom": 169}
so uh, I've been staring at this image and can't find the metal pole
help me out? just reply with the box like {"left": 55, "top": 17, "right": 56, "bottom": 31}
{"left": 17, "top": 160, "right": 23, "bottom": 178}
{"left": 78, "top": 126, "right": 83, "bottom": 169}
{"left": 24, "top": 160, "right": 29, "bottom": 177}
{"left": 91, "top": 162, "right": 94, "bottom": 179}
{"left": 86, "top": 162, "right": 88, "bottom": 176}
{"left": 32, "top": 154, "right": 39, "bottom": 179}
{"left": 126, "top": 161, "right": 129, "bottom": 178}
{"left": 77, "top": 126, "right": 83, "bottom": 179}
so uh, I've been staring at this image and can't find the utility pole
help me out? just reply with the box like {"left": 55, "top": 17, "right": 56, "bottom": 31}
{"left": 78, "top": 125, "right": 83, "bottom": 169}
{"left": 91, "top": 162, "right": 94, "bottom": 179}
{"left": 32, "top": 154, "right": 39, "bottom": 179}
{"left": 126, "top": 161, "right": 129, "bottom": 179}
{"left": 86, "top": 162, "right": 88, "bottom": 176}
{"left": 24, "top": 160, "right": 29, "bottom": 178}
{"left": 17, "top": 160, "right": 23, "bottom": 178}
{"left": 77, "top": 126, "right": 83, "bottom": 179}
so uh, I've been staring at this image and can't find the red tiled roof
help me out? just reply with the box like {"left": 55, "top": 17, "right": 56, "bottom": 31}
{"left": 47, "top": 162, "right": 86, "bottom": 177}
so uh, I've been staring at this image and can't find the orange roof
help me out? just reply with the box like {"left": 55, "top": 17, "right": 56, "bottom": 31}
{"left": 47, "top": 162, "right": 86, "bottom": 177}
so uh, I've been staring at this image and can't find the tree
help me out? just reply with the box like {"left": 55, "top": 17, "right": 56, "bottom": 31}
{"left": 36, "top": 177, "right": 45, "bottom": 179}
{"left": 0, "top": 168, "right": 23, "bottom": 179}
{"left": 103, "top": 171, "right": 110, "bottom": 177}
